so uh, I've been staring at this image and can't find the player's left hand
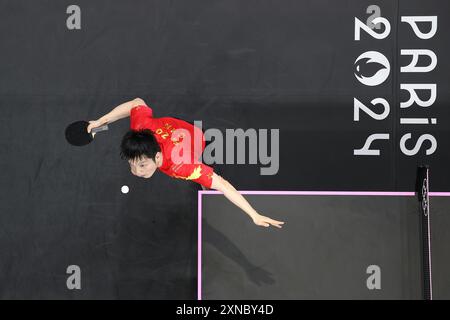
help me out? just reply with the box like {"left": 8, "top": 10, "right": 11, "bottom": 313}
{"left": 252, "top": 214, "right": 285, "bottom": 228}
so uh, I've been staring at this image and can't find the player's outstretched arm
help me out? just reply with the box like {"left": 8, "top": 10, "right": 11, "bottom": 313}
{"left": 210, "top": 173, "right": 285, "bottom": 229}
{"left": 87, "top": 98, "right": 146, "bottom": 135}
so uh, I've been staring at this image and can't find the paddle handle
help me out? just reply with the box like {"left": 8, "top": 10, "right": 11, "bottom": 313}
{"left": 91, "top": 124, "right": 109, "bottom": 134}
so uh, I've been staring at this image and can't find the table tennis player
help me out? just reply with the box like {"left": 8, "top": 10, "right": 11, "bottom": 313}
{"left": 87, "top": 98, "right": 284, "bottom": 229}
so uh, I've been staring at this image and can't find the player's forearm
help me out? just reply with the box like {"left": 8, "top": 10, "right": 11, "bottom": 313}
{"left": 97, "top": 98, "right": 141, "bottom": 124}
{"left": 211, "top": 174, "right": 259, "bottom": 220}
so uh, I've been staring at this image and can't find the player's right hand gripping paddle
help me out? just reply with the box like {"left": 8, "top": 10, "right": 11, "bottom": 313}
{"left": 65, "top": 120, "right": 108, "bottom": 146}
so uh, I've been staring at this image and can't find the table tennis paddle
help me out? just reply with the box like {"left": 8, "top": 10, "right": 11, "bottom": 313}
{"left": 65, "top": 120, "right": 108, "bottom": 146}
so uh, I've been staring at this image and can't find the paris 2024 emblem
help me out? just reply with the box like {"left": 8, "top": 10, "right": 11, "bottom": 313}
{"left": 354, "top": 51, "right": 390, "bottom": 86}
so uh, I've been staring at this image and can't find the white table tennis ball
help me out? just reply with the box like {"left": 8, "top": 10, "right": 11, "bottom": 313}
{"left": 121, "top": 185, "right": 129, "bottom": 194}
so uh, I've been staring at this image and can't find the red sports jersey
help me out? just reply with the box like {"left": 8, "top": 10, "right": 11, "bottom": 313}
{"left": 130, "top": 104, "right": 214, "bottom": 188}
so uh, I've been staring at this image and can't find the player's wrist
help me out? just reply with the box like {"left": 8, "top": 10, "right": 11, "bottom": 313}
{"left": 249, "top": 211, "right": 260, "bottom": 220}
{"left": 98, "top": 116, "right": 109, "bottom": 125}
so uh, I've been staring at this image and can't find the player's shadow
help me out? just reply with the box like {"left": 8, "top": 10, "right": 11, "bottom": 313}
{"left": 202, "top": 218, "right": 275, "bottom": 286}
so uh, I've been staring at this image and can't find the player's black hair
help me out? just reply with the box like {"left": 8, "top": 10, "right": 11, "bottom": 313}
{"left": 120, "top": 129, "right": 161, "bottom": 162}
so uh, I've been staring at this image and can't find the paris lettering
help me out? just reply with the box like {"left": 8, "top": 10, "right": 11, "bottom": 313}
{"left": 353, "top": 14, "right": 438, "bottom": 157}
